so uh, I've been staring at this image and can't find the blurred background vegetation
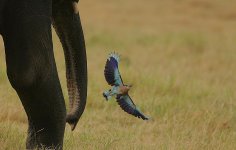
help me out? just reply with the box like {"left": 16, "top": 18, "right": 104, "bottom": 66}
{"left": 1, "top": 0, "right": 236, "bottom": 149}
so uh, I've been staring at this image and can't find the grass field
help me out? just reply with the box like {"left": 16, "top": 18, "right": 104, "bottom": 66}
{"left": 1, "top": 0, "right": 236, "bottom": 149}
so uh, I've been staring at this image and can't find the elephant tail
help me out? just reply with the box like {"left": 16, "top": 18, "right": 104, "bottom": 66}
{"left": 52, "top": 1, "right": 87, "bottom": 131}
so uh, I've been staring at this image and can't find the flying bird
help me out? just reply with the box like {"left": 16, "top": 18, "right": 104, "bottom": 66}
{"left": 103, "top": 52, "right": 149, "bottom": 120}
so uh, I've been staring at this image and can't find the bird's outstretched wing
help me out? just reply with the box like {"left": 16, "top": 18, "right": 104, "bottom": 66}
{"left": 116, "top": 94, "right": 149, "bottom": 120}
{"left": 104, "top": 52, "right": 123, "bottom": 86}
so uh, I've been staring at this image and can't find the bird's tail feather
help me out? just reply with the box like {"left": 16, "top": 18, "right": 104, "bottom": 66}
{"left": 103, "top": 91, "right": 112, "bottom": 101}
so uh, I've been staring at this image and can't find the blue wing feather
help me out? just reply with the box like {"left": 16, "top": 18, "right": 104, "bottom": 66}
{"left": 104, "top": 53, "right": 123, "bottom": 86}
{"left": 116, "top": 94, "right": 149, "bottom": 120}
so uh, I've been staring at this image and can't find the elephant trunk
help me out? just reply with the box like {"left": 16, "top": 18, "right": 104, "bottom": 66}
{"left": 52, "top": 1, "right": 87, "bottom": 131}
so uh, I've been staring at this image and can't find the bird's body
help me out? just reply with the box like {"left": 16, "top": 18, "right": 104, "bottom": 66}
{"left": 103, "top": 52, "right": 149, "bottom": 120}
{"left": 103, "top": 85, "right": 130, "bottom": 100}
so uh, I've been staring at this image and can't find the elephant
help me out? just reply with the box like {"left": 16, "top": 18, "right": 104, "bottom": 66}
{"left": 0, "top": 0, "right": 87, "bottom": 149}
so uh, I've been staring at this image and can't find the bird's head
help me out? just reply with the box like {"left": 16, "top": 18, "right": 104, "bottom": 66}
{"left": 125, "top": 84, "right": 133, "bottom": 90}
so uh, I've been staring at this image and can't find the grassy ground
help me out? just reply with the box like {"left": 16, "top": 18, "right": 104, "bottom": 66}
{"left": 1, "top": 0, "right": 236, "bottom": 149}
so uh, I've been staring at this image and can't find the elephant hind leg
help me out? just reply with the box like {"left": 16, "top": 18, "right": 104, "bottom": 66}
{"left": 2, "top": 1, "right": 66, "bottom": 149}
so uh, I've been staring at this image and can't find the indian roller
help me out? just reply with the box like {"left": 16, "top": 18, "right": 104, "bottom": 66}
{"left": 103, "top": 52, "right": 149, "bottom": 120}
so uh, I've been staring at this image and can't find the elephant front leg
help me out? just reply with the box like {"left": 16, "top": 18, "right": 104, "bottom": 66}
{"left": 2, "top": 1, "right": 66, "bottom": 149}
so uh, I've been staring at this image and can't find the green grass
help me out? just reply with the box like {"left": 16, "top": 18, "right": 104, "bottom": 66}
{"left": 1, "top": 0, "right": 236, "bottom": 149}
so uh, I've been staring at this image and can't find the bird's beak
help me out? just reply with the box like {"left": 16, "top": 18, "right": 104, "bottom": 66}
{"left": 128, "top": 84, "right": 133, "bottom": 88}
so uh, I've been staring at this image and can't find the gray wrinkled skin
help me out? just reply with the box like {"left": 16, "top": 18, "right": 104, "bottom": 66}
{"left": 0, "top": 0, "right": 87, "bottom": 149}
